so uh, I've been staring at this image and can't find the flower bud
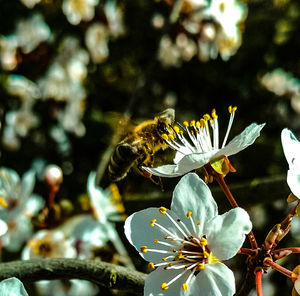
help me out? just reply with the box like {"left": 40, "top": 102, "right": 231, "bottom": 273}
{"left": 44, "top": 165, "right": 63, "bottom": 187}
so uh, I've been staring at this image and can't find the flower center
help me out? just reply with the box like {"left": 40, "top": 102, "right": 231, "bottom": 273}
{"left": 141, "top": 207, "right": 219, "bottom": 291}
{"left": 161, "top": 105, "right": 237, "bottom": 157}
{"left": 29, "top": 239, "right": 53, "bottom": 257}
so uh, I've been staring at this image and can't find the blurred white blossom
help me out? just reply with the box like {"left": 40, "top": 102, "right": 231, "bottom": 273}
{"left": 85, "top": 23, "right": 109, "bottom": 63}
{"left": 158, "top": 0, "right": 247, "bottom": 66}
{"left": 15, "top": 13, "right": 51, "bottom": 54}
{"left": 62, "top": 0, "right": 99, "bottom": 25}
{"left": 20, "top": 0, "right": 42, "bottom": 8}
{"left": 0, "top": 167, "right": 44, "bottom": 251}
{"left": 0, "top": 36, "right": 18, "bottom": 70}
{"left": 261, "top": 68, "right": 300, "bottom": 114}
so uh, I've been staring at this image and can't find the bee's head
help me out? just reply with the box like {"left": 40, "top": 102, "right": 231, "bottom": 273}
{"left": 155, "top": 108, "right": 175, "bottom": 135}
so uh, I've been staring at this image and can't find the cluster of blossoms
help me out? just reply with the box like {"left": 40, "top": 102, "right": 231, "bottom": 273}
{"left": 0, "top": 0, "right": 125, "bottom": 151}
{"left": 156, "top": 0, "right": 248, "bottom": 67}
{"left": 261, "top": 68, "right": 300, "bottom": 115}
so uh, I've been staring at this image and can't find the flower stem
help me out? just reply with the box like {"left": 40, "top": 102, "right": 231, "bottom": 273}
{"left": 264, "top": 259, "right": 293, "bottom": 278}
{"left": 273, "top": 247, "right": 300, "bottom": 255}
{"left": 256, "top": 269, "right": 263, "bottom": 296}
{"left": 238, "top": 248, "right": 257, "bottom": 256}
{"left": 213, "top": 172, "right": 258, "bottom": 249}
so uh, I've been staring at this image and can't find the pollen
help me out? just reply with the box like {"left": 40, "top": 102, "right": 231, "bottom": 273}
{"left": 200, "top": 118, "right": 206, "bottom": 127}
{"left": 211, "top": 109, "right": 218, "bottom": 119}
{"left": 173, "top": 125, "right": 180, "bottom": 133}
{"left": 140, "top": 246, "right": 148, "bottom": 253}
{"left": 161, "top": 133, "right": 169, "bottom": 140}
{"left": 0, "top": 198, "right": 7, "bottom": 208}
{"left": 200, "top": 238, "right": 207, "bottom": 246}
{"left": 203, "top": 251, "right": 210, "bottom": 258}
{"left": 182, "top": 283, "right": 188, "bottom": 290}
{"left": 148, "top": 262, "right": 155, "bottom": 269}
{"left": 203, "top": 114, "right": 210, "bottom": 121}
{"left": 186, "top": 211, "right": 192, "bottom": 218}
{"left": 228, "top": 105, "right": 237, "bottom": 114}
{"left": 150, "top": 219, "right": 156, "bottom": 227}
{"left": 161, "top": 283, "right": 169, "bottom": 290}
{"left": 159, "top": 206, "right": 167, "bottom": 214}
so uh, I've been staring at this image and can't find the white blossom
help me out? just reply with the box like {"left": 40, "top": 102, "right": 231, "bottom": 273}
{"left": 144, "top": 107, "right": 265, "bottom": 177}
{"left": 281, "top": 128, "right": 300, "bottom": 198}
{"left": 125, "top": 173, "right": 252, "bottom": 295}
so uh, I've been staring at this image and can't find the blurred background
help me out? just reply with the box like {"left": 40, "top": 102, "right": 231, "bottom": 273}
{"left": 0, "top": 0, "right": 300, "bottom": 295}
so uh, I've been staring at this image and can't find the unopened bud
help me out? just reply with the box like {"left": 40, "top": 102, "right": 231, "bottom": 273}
{"left": 44, "top": 165, "right": 63, "bottom": 187}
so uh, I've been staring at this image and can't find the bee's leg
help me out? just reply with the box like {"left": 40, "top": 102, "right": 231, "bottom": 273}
{"left": 137, "top": 166, "right": 164, "bottom": 191}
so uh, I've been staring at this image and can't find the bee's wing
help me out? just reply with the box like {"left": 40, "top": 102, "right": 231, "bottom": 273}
{"left": 155, "top": 108, "right": 175, "bottom": 125}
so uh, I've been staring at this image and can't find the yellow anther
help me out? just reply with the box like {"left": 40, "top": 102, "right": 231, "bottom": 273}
{"left": 170, "top": 238, "right": 174, "bottom": 242}
{"left": 140, "top": 246, "right": 148, "bottom": 253}
{"left": 172, "top": 248, "right": 177, "bottom": 252}
{"left": 291, "top": 272, "right": 298, "bottom": 280}
{"left": 182, "top": 283, "right": 188, "bottom": 290}
{"left": 209, "top": 119, "right": 213, "bottom": 127}
{"left": 190, "top": 120, "right": 195, "bottom": 126}
{"left": 211, "top": 109, "right": 218, "bottom": 119}
{"left": 198, "top": 263, "right": 205, "bottom": 270}
{"left": 168, "top": 263, "right": 173, "bottom": 267}
{"left": 203, "top": 251, "right": 210, "bottom": 258}
{"left": 203, "top": 114, "right": 210, "bottom": 121}
{"left": 183, "top": 121, "right": 189, "bottom": 127}
{"left": 196, "top": 221, "right": 200, "bottom": 225}
{"left": 0, "top": 198, "right": 7, "bottom": 208}
{"left": 195, "top": 121, "right": 201, "bottom": 128}
{"left": 161, "top": 283, "right": 169, "bottom": 290}
{"left": 161, "top": 133, "right": 169, "bottom": 140}
{"left": 162, "top": 257, "right": 167, "bottom": 261}
{"left": 228, "top": 105, "right": 237, "bottom": 114}
{"left": 200, "top": 118, "right": 206, "bottom": 127}
{"left": 164, "top": 235, "right": 168, "bottom": 239}
{"left": 173, "top": 125, "right": 180, "bottom": 133}
{"left": 186, "top": 211, "right": 192, "bottom": 218}
{"left": 200, "top": 238, "right": 207, "bottom": 246}
{"left": 148, "top": 262, "right": 155, "bottom": 269}
{"left": 154, "top": 239, "right": 158, "bottom": 243}
{"left": 168, "top": 133, "right": 174, "bottom": 140}
{"left": 159, "top": 206, "right": 167, "bottom": 214}
{"left": 150, "top": 219, "right": 156, "bottom": 227}
{"left": 219, "top": 2, "right": 225, "bottom": 12}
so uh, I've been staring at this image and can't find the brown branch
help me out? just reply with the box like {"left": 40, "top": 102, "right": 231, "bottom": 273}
{"left": 0, "top": 259, "right": 146, "bottom": 294}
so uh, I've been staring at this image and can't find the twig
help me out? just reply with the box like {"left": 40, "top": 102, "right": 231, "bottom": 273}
{"left": 0, "top": 259, "right": 146, "bottom": 294}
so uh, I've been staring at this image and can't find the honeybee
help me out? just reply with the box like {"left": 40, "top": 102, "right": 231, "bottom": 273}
{"left": 108, "top": 109, "right": 175, "bottom": 184}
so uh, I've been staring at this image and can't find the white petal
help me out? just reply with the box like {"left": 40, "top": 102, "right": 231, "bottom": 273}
{"left": 124, "top": 208, "right": 183, "bottom": 262}
{"left": 144, "top": 267, "right": 187, "bottom": 296}
{"left": 287, "top": 169, "right": 300, "bottom": 199}
{"left": 0, "top": 277, "right": 29, "bottom": 296}
{"left": 216, "top": 123, "right": 265, "bottom": 158}
{"left": 21, "top": 169, "right": 36, "bottom": 200}
{"left": 204, "top": 208, "right": 252, "bottom": 260}
{"left": 143, "top": 151, "right": 215, "bottom": 178}
{"left": 0, "top": 219, "right": 8, "bottom": 236}
{"left": 176, "top": 152, "right": 215, "bottom": 172}
{"left": 189, "top": 262, "right": 235, "bottom": 296}
{"left": 171, "top": 173, "right": 218, "bottom": 236}
{"left": 281, "top": 128, "right": 300, "bottom": 169}
{"left": 143, "top": 165, "right": 184, "bottom": 178}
